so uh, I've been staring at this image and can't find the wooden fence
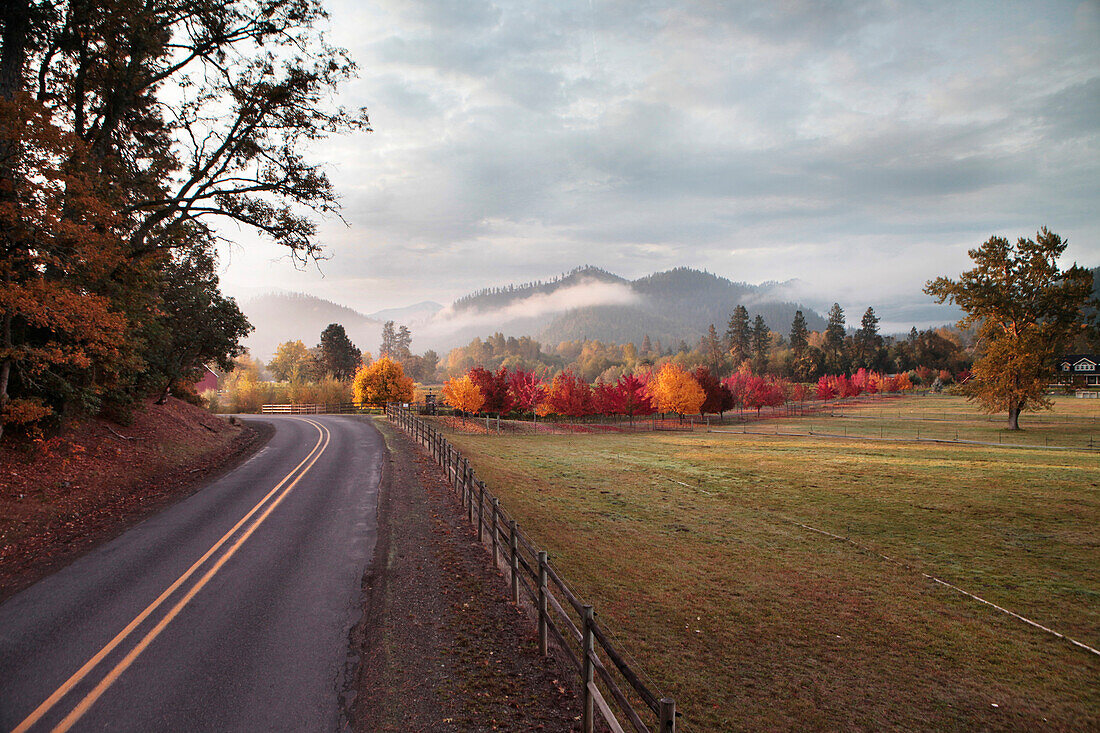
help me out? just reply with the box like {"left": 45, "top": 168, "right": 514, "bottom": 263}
{"left": 260, "top": 402, "right": 373, "bottom": 414}
{"left": 386, "top": 403, "right": 677, "bottom": 733}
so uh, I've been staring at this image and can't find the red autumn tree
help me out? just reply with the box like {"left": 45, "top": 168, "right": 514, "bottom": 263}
{"left": 743, "top": 376, "right": 786, "bottom": 415}
{"left": 468, "top": 366, "right": 514, "bottom": 415}
{"left": 692, "top": 366, "right": 725, "bottom": 415}
{"left": 723, "top": 371, "right": 751, "bottom": 413}
{"left": 508, "top": 368, "right": 545, "bottom": 413}
{"left": 838, "top": 374, "right": 862, "bottom": 398}
{"left": 593, "top": 379, "right": 624, "bottom": 415}
{"left": 787, "top": 382, "right": 810, "bottom": 404}
{"left": 544, "top": 370, "right": 594, "bottom": 417}
{"left": 616, "top": 373, "right": 656, "bottom": 420}
{"left": 816, "top": 375, "right": 838, "bottom": 402}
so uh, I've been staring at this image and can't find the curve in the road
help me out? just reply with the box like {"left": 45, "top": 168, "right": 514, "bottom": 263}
{"left": 1, "top": 415, "right": 379, "bottom": 733}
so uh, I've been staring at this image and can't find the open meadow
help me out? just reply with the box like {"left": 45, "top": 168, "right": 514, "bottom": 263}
{"left": 764, "top": 393, "right": 1100, "bottom": 451}
{"left": 446, "top": 396, "right": 1100, "bottom": 730}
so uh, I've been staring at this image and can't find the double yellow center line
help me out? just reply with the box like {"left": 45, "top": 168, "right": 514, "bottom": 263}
{"left": 12, "top": 418, "right": 331, "bottom": 733}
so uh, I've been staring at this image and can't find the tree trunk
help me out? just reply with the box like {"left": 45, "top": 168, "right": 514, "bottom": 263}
{"left": 0, "top": 310, "right": 11, "bottom": 441}
{"left": 0, "top": 0, "right": 30, "bottom": 102}
{"left": 1007, "top": 404, "right": 1021, "bottom": 431}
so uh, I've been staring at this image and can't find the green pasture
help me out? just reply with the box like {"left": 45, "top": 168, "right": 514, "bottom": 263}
{"left": 446, "top": 408, "right": 1100, "bottom": 730}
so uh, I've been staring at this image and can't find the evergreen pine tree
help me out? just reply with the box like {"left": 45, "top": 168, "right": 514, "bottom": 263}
{"left": 855, "top": 307, "right": 881, "bottom": 368}
{"left": 789, "top": 310, "right": 809, "bottom": 357}
{"left": 751, "top": 315, "right": 770, "bottom": 370}
{"left": 725, "top": 305, "right": 751, "bottom": 365}
{"left": 319, "top": 324, "right": 361, "bottom": 380}
{"left": 825, "top": 303, "right": 846, "bottom": 370}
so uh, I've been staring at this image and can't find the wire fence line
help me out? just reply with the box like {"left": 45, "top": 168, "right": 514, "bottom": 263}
{"left": 409, "top": 397, "right": 880, "bottom": 436}
{"left": 409, "top": 397, "right": 1098, "bottom": 451}
{"left": 386, "top": 403, "right": 677, "bottom": 733}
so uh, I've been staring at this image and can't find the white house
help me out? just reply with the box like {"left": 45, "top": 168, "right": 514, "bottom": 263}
{"left": 1058, "top": 355, "right": 1099, "bottom": 387}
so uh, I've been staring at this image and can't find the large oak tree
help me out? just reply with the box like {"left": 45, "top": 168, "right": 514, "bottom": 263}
{"left": 924, "top": 228, "right": 1096, "bottom": 429}
{"left": 1, "top": 0, "right": 368, "bottom": 434}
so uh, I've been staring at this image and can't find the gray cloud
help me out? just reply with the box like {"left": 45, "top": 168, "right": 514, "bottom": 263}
{"left": 218, "top": 0, "right": 1100, "bottom": 327}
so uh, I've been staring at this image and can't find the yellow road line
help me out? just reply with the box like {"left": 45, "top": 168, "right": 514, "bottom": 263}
{"left": 11, "top": 418, "right": 329, "bottom": 733}
{"left": 51, "top": 419, "right": 332, "bottom": 732}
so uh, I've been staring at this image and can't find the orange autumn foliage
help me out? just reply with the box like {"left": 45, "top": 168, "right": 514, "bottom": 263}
{"left": 650, "top": 362, "right": 705, "bottom": 415}
{"left": 0, "top": 95, "right": 130, "bottom": 434}
{"left": 442, "top": 374, "right": 485, "bottom": 413}
{"left": 353, "top": 357, "right": 415, "bottom": 407}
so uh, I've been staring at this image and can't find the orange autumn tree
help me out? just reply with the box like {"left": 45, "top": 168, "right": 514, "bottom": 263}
{"left": 442, "top": 374, "right": 486, "bottom": 413}
{"left": 353, "top": 357, "right": 414, "bottom": 408}
{"left": 442, "top": 374, "right": 485, "bottom": 414}
{"left": 0, "top": 95, "right": 130, "bottom": 438}
{"left": 650, "top": 362, "right": 705, "bottom": 416}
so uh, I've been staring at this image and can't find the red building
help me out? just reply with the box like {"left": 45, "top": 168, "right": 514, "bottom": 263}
{"left": 194, "top": 365, "right": 220, "bottom": 393}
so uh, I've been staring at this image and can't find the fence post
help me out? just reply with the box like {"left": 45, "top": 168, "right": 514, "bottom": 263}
{"left": 537, "top": 550, "right": 548, "bottom": 656}
{"left": 582, "top": 605, "right": 595, "bottom": 733}
{"left": 491, "top": 499, "right": 500, "bottom": 565}
{"left": 468, "top": 478, "right": 476, "bottom": 525}
{"left": 477, "top": 482, "right": 485, "bottom": 542}
{"left": 509, "top": 520, "right": 520, "bottom": 604}
{"left": 659, "top": 698, "right": 676, "bottom": 732}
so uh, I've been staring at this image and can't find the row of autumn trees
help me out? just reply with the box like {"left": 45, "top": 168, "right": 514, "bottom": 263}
{"left": 440, "top": 321, "right": 970, "bottom": 386}
{"left": 0, "top": 0, "right": 367, "bottom": 438}
{"left": 441, "top": 364, "right": 913, "bottom": 420}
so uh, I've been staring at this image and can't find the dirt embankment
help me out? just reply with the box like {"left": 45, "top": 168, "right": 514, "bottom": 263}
{"left": 350, "top": 420, "right": 580, "bottom": 732}
{"left": 0, "top": 397, "right": 271, "bottom": 602}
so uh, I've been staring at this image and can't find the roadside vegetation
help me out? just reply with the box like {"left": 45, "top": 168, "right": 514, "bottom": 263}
{"left": 445, "top": 397, "right": 1100, "bottom": 730}
{"left": 0, "top": 397, "right": 263, "bottom": 601}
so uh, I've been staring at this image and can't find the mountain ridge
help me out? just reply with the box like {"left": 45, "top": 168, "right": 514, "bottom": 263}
{"left": 241, "top": 266, "right": 835, "bottom": 359}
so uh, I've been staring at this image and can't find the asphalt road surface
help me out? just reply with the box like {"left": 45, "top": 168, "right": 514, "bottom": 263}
{"left": 0, "top": 416, "right": 383, "bottom": 733}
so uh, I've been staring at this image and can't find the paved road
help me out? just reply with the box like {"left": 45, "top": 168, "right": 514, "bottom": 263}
{"left": 0, "top": 416, "right": 383, "bottom": 733}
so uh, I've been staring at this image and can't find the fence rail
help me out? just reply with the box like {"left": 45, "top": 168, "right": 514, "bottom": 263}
{"left": 260, "top": 402, "right": 371, "bottom": 414}
{"left": 386, "top": 403, "right": 676, "bottom": 733}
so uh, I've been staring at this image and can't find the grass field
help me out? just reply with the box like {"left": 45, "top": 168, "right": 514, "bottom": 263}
{"left": 445, "top": 396, "right": 1100, "bottom": 730}
{"left": 758, "top": 393, "right": 1100, "bottom": 450}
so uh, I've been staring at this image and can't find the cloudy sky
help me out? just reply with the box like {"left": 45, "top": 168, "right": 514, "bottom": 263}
{"left": 216, "top": 0, "right": 1100, "bottom": 330}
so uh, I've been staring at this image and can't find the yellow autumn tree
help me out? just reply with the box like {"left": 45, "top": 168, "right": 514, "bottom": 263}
{"left": 650, "top": 362, "right": 705, "bottom": 416}
{"left": 442, "top": 374, "right": 485, "bottom": 414}
{"left": 353, "top": 356, "right": 414, "bottom": 408}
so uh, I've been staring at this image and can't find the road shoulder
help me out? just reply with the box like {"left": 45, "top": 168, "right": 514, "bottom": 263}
{"left": 350, "top": 417, "right": 579, "bottom": 732}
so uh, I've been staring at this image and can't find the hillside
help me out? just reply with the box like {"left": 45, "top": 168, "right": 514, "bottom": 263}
{"left": 0, "top": 399, "right": 264, "bottom": 602}
{"left": 242, "top": 267, "right": 834, "bottom": 358}
{"left": 367, "top": 300, "right": 444, "bottom": 324}
{"left": 449, "top": 266, "right": 628, "bottom": 313}
{"left": 540, "top": 267, "right": 825, "bottom": 346}
{"left": 441, "top": 266, "right": 827, "bottom": 350}
{"left": 241, "top": 292, "right": 382, "bottom": 360}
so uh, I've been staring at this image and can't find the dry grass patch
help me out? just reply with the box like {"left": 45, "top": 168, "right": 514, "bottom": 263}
{"left": 768, "top": 394, "right": 1100, "bottom": 449}
{"left": 446, "top": 426, "right": 1100, "bottom": 731}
